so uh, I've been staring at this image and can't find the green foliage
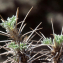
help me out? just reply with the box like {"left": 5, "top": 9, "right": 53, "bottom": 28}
{"left": 41, "top": 34, "right": 63, "bottom": 47}
{"left": 7, "top": 42, "right": 27, "bottom": 51}
{"left": 54, "top": 34, "right": 63, "bottom": 45}
{"left": 20, "top": 42, "right": 27, "bottom": 51}
{"left": 42, "top": 38, "right": 52, "bottom": 44}
{"left": 1, "top": 15, "right": 16, "bottom": 30}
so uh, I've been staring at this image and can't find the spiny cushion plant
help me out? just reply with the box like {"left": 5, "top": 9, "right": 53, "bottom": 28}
{"left": 40, "top": 21, "right": 63, "bottom": 63}
{"left": 0, "top": 7, "right": 63, "bottom": 63}
{"left": 0, "top": 7, "right": 43, "bottom": 63}
{"left": 0, "top": 7, "right": 30, "bottom": 63}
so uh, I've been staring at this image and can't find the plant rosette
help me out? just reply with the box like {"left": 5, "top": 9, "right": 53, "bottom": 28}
{"left": 7, "top": 42, "right": 27, "bottom": 52}
{"left": 53, "top": 34, "right": 63, "bottom": 48}
{"left": 1, "top": 15, "right": 17, "bottom": 31}
{"left": 42, "top": 37, "right": 52, "bottom": 44}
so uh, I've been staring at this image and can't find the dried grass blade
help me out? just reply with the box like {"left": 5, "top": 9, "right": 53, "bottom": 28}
{"left": 26, "top": 22, "right": 42, "bottom": 42}
{"left": 27, "top": 34, "right": 36, "bottom": 43}
{"left": 39, "top": 31, "right": 45, "bottom": 39}
{"left": 27, "top": 41, "right": 33, "bottom": 48}
{"left": 17, "top": 21, "right": 23, "bottom": 25}
{"left": 19, "top": 6, "right": 33, "bottom": 34}
{"left": 30, "top": 52, "right": 50, "bottom": 63}
{"left": 51, "top": 18, "right": 54, "bottom": 35}
{"left": 30, "top": 27, "right": 42, "bottom": 37}
{"left": 0, "top": 31, "right": 10, "bottom": 37}
{"left": 0, "top": 40, "right": 12, "bottom": 43}
{"left": 28, "top": 52, "right": 40, "bottom": 62}
{"left": 18, "top": 21, "right": 25, "bottom": 34}
{"left": 22, "top": 28, "right": 42, "bottom": 37}
{"left": 19, "top": 23, "right": 26, "bottom": 35}
{"left": 23, "top": 6, "right": 33, "bottom": 21}
{"left": 37, "top": 37, "right": 43, "bottom": 43}
{"left": 28, "top": 44, "right": 52, "bottom": 51}
{"left": 16, "top": 7, "right": 19, "bottom": 28}
{"left": 0, "top": 51, "right": 14, "bottom": 56}
{"left": 47, "top": 45, "right": 53, "bottom": 51}
{"left": 0, "top": 15, "right": 5, "bottom": 22}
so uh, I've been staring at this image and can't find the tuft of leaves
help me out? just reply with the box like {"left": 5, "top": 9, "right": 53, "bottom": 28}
{"left": 54, "top": 34, "right": 63, "bottom": 44}
{"left": 42, "top": 38, "right": 52, "bottom": 44}
{"left": 1, "top": 15, "right": 16, "bottom": 30}
{"left": 53, "top": 34, "right": 63, "bottom": 48}
{"left": 7, "top": 42, "right": 27, "bottom": 51}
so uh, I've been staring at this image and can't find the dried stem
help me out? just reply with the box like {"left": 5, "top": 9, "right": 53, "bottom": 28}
{"left": 19, "top": 6, "right": 33, "bottom": 34}
{"left": 26, "top": 22, "right": 42, "bottom": 43}
{"left": 0, "top": 31, "right": 10, "bottom": 37}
